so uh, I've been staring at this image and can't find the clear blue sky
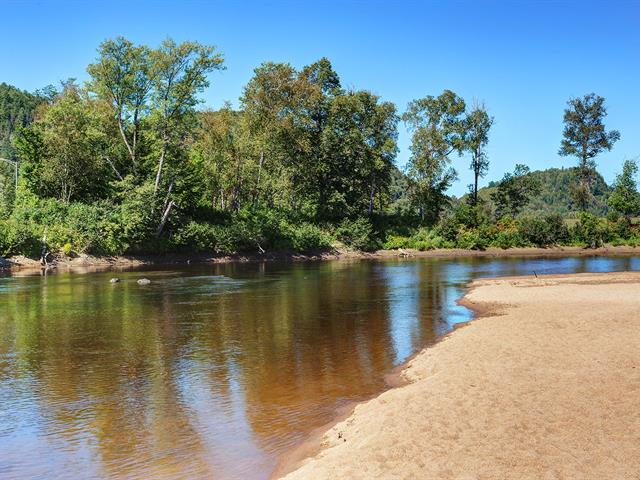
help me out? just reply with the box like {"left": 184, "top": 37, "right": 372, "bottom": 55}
{"left": 2, "top": 0, "right": 638, "bottom": 195}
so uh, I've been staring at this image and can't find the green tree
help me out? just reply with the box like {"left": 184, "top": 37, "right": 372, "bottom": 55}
{"left": 464, "top": 105, "right": 493, "bottom": 205}
{"left": 609, "top": 159, "right": 640, "bottom": 222}
{"left": 16, "top": 83, "right": 108, "bottom": 203}
{"left": 191, "top": 106, "right": 255, "bottom": 211}
{"left": 149, "top": 39, "right": 225, "bottom": 197}
{"left": 87, "top": 37, "right": 154, "bottom": 175}
{"left": 402, "top": 90, "right": 466, "bottom": 223}
{"left": 240, "top": 62, "right": 301, "bottom": 209}
{"left": 559, "top": 93, "right": 620, "bottom": 211}
{"left": 491, "top": 164, "right": 542, "bottom": 217}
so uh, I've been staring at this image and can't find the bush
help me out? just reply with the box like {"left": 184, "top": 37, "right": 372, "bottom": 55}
{"left": 335, "top": 217, "right": 376, "bottom": 251}
{"left": 517, "top": 213, "right": 569, "bottom": 247}
{"left": 289, "top": 223, "right": 332, "bottom": 252}
{"left": 171, "top": 221, "right": 217, "bottom": 252}
{"left": 489, "top": 216, "right": 524, "bottom": 249}
{"left": 573, "top": 211, "right": 610, "bottom": 248}
{"left": 455, "top": 229, "right": 488, "bottom": 250}
{"left": 0, "top": 217, "right": 41, "bottom": 257}
{"left": 61, "top": 242, "right": 73, "bottom": 256}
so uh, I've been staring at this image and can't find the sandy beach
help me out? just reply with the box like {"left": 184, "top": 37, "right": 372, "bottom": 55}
{"left": 279, "top": 272, "right": 640, "bottom": 479}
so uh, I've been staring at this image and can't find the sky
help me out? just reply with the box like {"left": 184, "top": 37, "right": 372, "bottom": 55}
{"left": 2, "top": 0, "right": 639, "bottom": 195}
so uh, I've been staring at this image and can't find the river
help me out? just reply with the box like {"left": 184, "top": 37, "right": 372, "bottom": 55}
{"left": 1, "top": 255, "right": 638, "bottom": 479}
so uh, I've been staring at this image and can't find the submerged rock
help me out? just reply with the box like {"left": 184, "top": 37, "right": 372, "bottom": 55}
{"left": 137, "top": 278, "right": 151, "bottom": 285}
{"left": 109, "top": 278, "right": 120, "bottom": 284}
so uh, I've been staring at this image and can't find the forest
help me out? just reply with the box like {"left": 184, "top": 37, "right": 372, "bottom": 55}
{"left": 0, "top": 37, "right": 637, "bottom": 259}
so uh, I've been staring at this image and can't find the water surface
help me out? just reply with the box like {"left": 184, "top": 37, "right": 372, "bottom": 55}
{"left": 1, "top": 255, "right": 639, "bottom": 479}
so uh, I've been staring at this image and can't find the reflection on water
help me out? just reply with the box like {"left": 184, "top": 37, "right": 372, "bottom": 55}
{"left": 0, "top": 255, "right": 639, "bottom": 479}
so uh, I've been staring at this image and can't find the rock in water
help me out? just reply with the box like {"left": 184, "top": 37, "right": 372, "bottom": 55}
{"left": 137, "top": 278, "right": 151, "bottom": 285}
{"left": 109, "top": 278, "right": 120, "bottom": 284}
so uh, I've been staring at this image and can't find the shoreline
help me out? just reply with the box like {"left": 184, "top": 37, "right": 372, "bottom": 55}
{"left": 4, "top": 245, "right": 640, "bottom": 273}
{"left": 270, "top": 274, "right": 493, "bottom": 479}
{"left": 277, "top": 271, "right": 640, "bottom": 479}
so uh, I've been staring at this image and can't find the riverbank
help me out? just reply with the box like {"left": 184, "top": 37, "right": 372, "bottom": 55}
{"left": 277, "top": 271, "right": 640, "bottom": 479}
{"left": 4, "top": 245, "right": 640, "bottom": 272}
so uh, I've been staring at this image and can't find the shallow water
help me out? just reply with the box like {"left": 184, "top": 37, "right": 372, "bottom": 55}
{"left": 1, "top": 255, "right": 639, "bottom": 479}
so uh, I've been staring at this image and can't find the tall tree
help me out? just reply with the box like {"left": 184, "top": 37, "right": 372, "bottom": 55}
{"left": 87, "top": 37, "right": 154, "bottom": 175}
{"left": 559, "top": 93, "right": 620, "bottom": 211}
{"left": 150, "top": 39, "right": 225, "bottom": 197}
{"left": 191, "top": 106, "right": 255, "bottom": 211}
{"left": 402, "top": 90, "right": 466, "bottom": 223}
{"left": 464, "top": 105, "right": 493, "bottom": 205}
{"left": 609, "top": 159, "right": 640, "bottom": 222}
{"left": 491, "top": 164, "right": 541, "bottom": 217}
{"left": 16, "top": 82, "right": 107, "bottom": 202}
{"left": 240, "top": 62, "right": 300, "bottom": 209}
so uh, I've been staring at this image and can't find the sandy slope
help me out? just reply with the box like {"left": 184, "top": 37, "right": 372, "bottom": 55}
{"left": 279, "top": 272, "right": 640, "bottom": 479}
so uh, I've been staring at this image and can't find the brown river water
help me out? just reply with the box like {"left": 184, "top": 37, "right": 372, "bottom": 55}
{"left": 1, "top": 255, "right": 639, "bottom": 479}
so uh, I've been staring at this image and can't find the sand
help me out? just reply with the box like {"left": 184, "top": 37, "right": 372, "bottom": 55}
{"left": 279, "top": 272, "right": 640, "bottom": 480}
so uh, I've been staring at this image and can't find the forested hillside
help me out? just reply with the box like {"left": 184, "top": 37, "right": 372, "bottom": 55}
{"left": 0, "top": 83, "right": 49, "bottom": 159}
{"left": 481, "top": 167, "right": 611, "bottom": 217}
{"left": 0, "top": 37, "right": 637, "bottom": 260}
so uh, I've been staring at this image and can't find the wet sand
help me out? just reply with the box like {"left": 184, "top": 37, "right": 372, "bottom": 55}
{"left": 279, "top": 272, "right": 640, "bottom": 479}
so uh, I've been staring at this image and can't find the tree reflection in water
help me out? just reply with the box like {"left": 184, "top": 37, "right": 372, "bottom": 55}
{"left": 0, "top": 255, "right": 638, "bottom": 479}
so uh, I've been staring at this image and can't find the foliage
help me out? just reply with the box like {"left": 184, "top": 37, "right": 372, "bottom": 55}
{"left": 464, "top": 105, "right": 493, "bottom": 205}
{"left": 1, "top": 40, "right": 638, "bottom": 260}
{"left": 609, "top": 159, "right": 640, "bottom": 220}
{"left": 455, "top": 228, "right": 488, "bottom": 250}
{"left": 491, "top": 164, "right": 541, "bottom": 217}
{"left": 558, "top": 93, "right": 620, "bottom": 210}
{"left": 335, "top": 217, "right": 377, "bottom": 251}
{"left": 483, "top": 166, "right": 610, "bottom": 216}
{"left": 516, "top": 213, "right": 569, "bottom": 247}
{"left": 572, "top": 211, "right": 610, "bottom": 248}
{"left": 402, "top": 90, "right": 465, "bottom": 224}
{"left": 383, "top": 228, "right": 449, "bottom": 250}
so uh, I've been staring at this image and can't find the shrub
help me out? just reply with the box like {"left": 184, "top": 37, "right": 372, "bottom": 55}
{"left": 61, "top": 242, "right": 73, "bottom": 256}
{"left": 0, "top": 218, "right": 40, "bottom": 257}
{"left": 290, "top": 223, "right": 332, "bottom": 252}
{"left": 382, "top": 235, "right": 409, "bottom": 250}
{"left": 335, "top": 217, "right": 376, "bottom": 251}
{"left": 573, "top": 211, "right": 610, "bottom": 248}
{"left": 455, "top": 229, "right": 488, "bottom": 250}
{"left": 489, "top": 216, "right": 524, "bottom": 249}
{"left": 517, "top": 213, "right": 569, "bottom": 247}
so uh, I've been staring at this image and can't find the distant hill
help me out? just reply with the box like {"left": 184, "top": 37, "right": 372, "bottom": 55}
{"left": 480, "top": 167, "right": 611, "bottom": 217}
{"left": 0, "top": 82, "right": 46, "bottom": 160}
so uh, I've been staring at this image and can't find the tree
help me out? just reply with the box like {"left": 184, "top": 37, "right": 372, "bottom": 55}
{"left": 240, "top": 58, "right": 398, "bottom": 220}
{"left": 464, "top": 105, "right": 493, "bottom": 205}
{"left": 87, "top": 37, "right": 154, "bottom": 175}
{"left": 149, "top": 39, "right": 225, "bottom": 198}
{"left": 609, "top": 159, "right": 640, "bottom": 222}
{"left": 16, "top": 82, "right": 108, "bottom": 202}
{"left": 319, "top": 90, "right": 397, "bottom": 218}
{"left": 559, "top": 93, "right": 620, "bottom": 211}
{"left": 240, "top": 62, "right": 301, "bottom": 209}
{"left": 191, "top": 106, "right": 255, "bottom": 211}
{"left": 402, "top": 90, "right": 466, "bottom": 223}
{"left": 491, "top": 164, "right": 542, "bottom": 217}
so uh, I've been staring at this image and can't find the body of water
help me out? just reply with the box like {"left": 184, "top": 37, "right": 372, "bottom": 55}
{"left": 1, "top": 255, "right": 638, "bottom": 479}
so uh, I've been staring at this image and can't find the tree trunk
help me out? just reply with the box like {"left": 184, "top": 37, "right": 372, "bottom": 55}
{"left": 117, "top": 115, "right": 136, "bottom": 168}
{"left": 474, "top": 168, "right": 479, "bottom": 205}
{"left": 368, "top": 180, "right": 376, "bottom": 216}
{"left": 156, "top": 200, "right": 175, "bottom": 237}
{"left": 253, "top": 151, "right": 264, "bottom": 207}
{"left": 154, "top": 136, "right": 167, "bottom": 196}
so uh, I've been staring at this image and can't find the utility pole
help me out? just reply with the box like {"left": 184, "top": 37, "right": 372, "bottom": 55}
{"left": 0, "top": 157, "right": 18, "bottom": 190}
